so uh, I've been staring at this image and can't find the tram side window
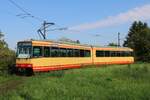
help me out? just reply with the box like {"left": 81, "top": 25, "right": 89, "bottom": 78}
{"left": 96, "top": 50, "right": 133, "bottom": 57}
{"left": 124, "top": 51, "right": 132, "bottom": 56}
{"left": 51, "top": 47, "right": 59, "bottom": 57}
{"left": 74, "top": 49, "right": 80, "bottom": 57}
{"left": 67, "top": 49, "right": 73, "bottom": 57}
{"left": 84, "top": 50, "right": 91, "bottom": 57}
{"left": 44, "top": 47, "right": 50, "bottom": 57}
{"left": 105, "top": 51, "right": 110, "bottom": 57}
{"left": 96, "top": 51, "right": 104, "bottom": 57}
{"left": 120, "top": 51, "right": 125, "bottom": 57}
{"left": 60, "top": 48, "right": 67, "bottom": 57}
{"left": 116, "top": 51, "right": 121, "bottom": 57}
{"left": 33, "top": 46, "right": 42, "bottom": 57}
{"left": 80, "top": 50, "right": 85, "bottom": 57}
{"left": 110, "top": 51, "right": 116, "bottom": 57}
{"left": 130, "top": 51, "right": 133, "bottom": 56}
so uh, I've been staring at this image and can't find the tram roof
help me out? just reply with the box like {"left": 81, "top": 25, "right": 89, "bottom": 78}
{"left": 18, "top": 39, "right": 133, "bottom": 51}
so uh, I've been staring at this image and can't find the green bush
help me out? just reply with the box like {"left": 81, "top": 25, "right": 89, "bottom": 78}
{"left": 0, "top": 48, "right": 16, "bottom": 73}
{"left": 0, "top": 31, "right": 16, "bottom": 73}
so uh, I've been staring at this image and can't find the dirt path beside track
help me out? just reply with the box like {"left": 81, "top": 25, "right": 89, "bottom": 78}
{"left": 0, "top": 77, "right": 26, "bottom": 95}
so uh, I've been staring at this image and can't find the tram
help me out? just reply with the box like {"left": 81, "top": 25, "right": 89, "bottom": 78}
{"left": 16, "top": 40, "right": 134, "bottom": 73}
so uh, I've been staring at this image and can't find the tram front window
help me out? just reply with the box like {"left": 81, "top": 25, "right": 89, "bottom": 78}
{"left": 17, "top": 42, "right": 31, "bottom": 58}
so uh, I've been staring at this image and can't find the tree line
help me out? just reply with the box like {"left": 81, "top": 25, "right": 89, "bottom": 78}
{"left": 0, "top": 31, "right": 15, "bottom": 71}
{"left": 124, "top": 21, "right": 150, "bottom": 62}
{"left": 108, "top": 21, "right": 150, "bottom": 62}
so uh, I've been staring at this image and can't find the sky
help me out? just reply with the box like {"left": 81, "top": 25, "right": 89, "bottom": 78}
{"left": 0, "top": 0, "right": 150, "bottom": 49}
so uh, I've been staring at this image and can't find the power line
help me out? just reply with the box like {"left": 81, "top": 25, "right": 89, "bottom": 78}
{"left": 8, "top": 0, "right": 44, "bottom": 22}
{"left": 1, "top": 8, "right": 37, "bottom": 28}
{"left": 7, "top": 0, "right": 67, "bottom": 40}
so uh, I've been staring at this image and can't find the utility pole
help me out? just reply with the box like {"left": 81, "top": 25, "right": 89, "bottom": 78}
{"left": 118, "top": 32, "right": 120, "bottom": 47}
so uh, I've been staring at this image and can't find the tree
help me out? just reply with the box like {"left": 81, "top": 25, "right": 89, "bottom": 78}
{"left": 123, "top": 21, "right": 150, "bottom": 62}
{"left": 0, "top": 31, "right": 15, "bottom": 70}
{"left": 0, "top": 31, "right": 8, "bottom": 48}
{"left": 108, "top": 42, "right": 118, "bottom": 47}
{"left": 76, "top": 40, "right": 80, "bottom": 44}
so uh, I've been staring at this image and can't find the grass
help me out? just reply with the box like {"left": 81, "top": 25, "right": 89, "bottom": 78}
{"left": 0, "top": 63, "right": 150, "bottom": 100}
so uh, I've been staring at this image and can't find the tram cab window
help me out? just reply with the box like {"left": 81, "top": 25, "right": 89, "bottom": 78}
{"left": 17, "top": 46, "right": 31, "bottom": 58}
{"left": 33, "top": 46, "right": 42, "bottom": 57}
{"left": 17, "top": 42, "right": 32, "bottom": 58}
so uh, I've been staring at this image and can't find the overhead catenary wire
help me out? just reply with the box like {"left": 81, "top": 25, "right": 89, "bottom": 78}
{"left": 7, "top": 0, "right": 70, "bottom": 40}
{"left": 7, "top": 0, "right": 49, "bottom": 40}
{"left": 1, "top": 8, "right": 37, "bottom": 28}
{"left": 8, "top": 0, "right": 44, "bottom": 22}
{"left": 1, "top": 7, "right": 43, "bottom": 40}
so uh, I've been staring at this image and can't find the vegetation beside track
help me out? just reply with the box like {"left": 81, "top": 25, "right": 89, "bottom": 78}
{"left": 0, "top": 63, "right": 150, "bottom": 100}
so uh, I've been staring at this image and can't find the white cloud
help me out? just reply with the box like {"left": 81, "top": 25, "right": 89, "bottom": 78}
{"left": 70, "top": 4, "right": 150, "bottom": 31}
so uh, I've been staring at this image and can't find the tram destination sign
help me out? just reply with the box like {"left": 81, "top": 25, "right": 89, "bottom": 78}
{"left": 18, "top": 42, "right": 32, "bottom": 46}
